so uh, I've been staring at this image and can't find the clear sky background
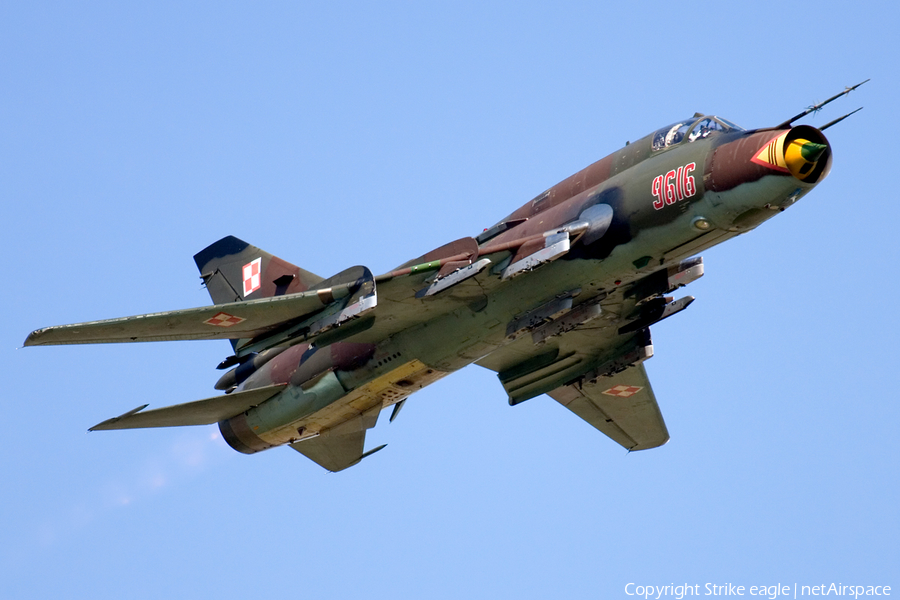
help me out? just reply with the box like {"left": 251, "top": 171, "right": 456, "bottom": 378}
{"left": 3, "top": 2, "right": 897, "bottom": 598}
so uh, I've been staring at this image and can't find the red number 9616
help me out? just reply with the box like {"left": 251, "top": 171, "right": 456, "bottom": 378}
{"left": 652, "top": 162, "right": 697, "bottom": 210}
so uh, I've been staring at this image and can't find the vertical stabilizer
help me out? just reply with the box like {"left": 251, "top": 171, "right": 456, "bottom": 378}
{"left": 194, "top": 236, "right": 324, "bottom": 305}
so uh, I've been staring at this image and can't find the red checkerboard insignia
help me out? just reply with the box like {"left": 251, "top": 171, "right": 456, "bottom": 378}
{"left": 204, "top": 312, "right": 246, "bottom": 328}
{"left": 242, "top": 257, "right": 262, "bottom": 296}
{"left": 601, "top": 385, "right": 643, "bottom": 398}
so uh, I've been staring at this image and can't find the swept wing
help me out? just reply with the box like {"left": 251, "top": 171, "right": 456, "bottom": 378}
{"left": 24, "top": 291, "right": 344, "bottom": 346}
{"left": 477, "top": 288, "right": 669, "bottom": 451}
{"left": 24, "top": 266, "right": 376, "bottom": 350}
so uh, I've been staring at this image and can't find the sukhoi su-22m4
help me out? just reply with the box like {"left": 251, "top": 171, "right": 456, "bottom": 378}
{"left": 25, "top": 82, "right": 867, "bottom": 472}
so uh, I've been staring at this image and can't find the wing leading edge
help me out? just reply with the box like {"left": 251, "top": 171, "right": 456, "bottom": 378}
{"left": 24, "top": 292, "right": 339, "bottom": 346}
{"left": 23, "top": 268, "right": 375, "bottom": 349}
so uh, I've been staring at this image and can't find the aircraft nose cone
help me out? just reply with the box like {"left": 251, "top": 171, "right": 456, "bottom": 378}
{"left": 799, "top": 141, "right": 828, "bottom": 161}
{"left": 784, "top": 138, "right": 828, "bottom": 179}
{"left": 705, "top": 126, "right": 832, "bottom": 194}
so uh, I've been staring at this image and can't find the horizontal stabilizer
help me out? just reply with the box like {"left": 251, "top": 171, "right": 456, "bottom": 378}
{"left": 89, "top": 384, "right": 286, "bottom": 430}
{"left": 289, "top": 431, "right": 383, "bottom": 472}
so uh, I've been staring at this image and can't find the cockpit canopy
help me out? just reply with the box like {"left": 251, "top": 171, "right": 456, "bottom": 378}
{"left": 651, "top": 116, "right": 743, "bottom": 151}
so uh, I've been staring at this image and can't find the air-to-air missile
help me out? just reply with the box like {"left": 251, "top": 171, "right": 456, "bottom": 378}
{"left": 24, "top": 81, "right": 867, "bottom": 472}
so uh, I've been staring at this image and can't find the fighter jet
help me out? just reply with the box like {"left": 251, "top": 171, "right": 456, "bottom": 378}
{"left": 24, "top": 82, "right": 866, "bottom": 472}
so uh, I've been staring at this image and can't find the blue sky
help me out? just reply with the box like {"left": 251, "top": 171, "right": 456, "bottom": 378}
{"left": 3, "top": 2, "right": 897, "bottom": 598}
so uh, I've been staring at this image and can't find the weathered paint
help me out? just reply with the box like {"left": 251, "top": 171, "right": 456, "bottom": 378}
{"left": 27, "top": 89, "right": 861, "bottom": 471}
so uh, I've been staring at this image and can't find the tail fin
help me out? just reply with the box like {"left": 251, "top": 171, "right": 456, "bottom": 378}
{"left": 194, "top": 236, "right": 324, "bottom": 305}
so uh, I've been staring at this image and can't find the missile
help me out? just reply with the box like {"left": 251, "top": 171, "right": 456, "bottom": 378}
{"left": 626, "top": 257, "right": 704, "bottom": 305}
{"left": 531, "top": 299, "right": 603, "bottom": 345}
{"left": 618, "top": 296, "right": 695, "bottom": 335}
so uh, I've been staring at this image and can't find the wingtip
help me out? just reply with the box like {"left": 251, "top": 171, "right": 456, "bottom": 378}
{"left": 23, "top": 329, "right": 43, "bottom": 347}
{"left": 89, "top": 404, "right": 150, "bottom": 431}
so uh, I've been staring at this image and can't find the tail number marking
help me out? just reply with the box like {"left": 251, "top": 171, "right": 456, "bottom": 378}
{"left": 652, "top": 162, "right": 696, "bottom": 210}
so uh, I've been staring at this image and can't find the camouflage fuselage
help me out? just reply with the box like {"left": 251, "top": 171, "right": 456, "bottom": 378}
{"left": 220, "top": 119, "right": 830, "bottom": 453}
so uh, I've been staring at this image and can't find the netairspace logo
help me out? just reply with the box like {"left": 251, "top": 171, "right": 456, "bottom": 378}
{"left": 624, "top": 583, "right": 892, "bottom": 600}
